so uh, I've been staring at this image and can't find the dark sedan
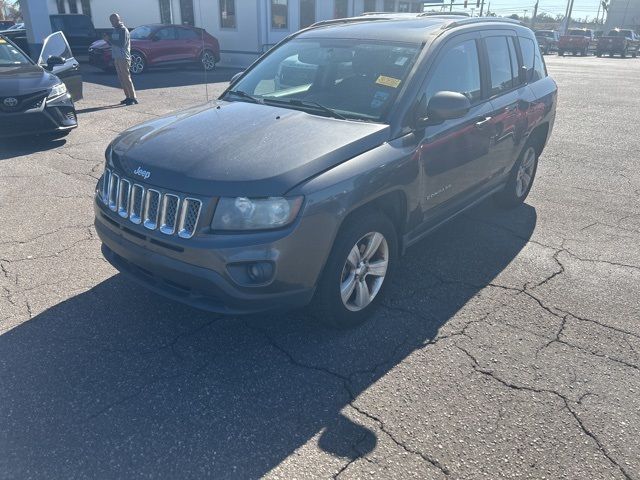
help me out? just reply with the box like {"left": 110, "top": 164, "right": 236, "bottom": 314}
{"left": 88, "top": 24, "right": 220, "bottom": 74}
{"left": 0, "top": 32, "right": 82, "bottom": 139}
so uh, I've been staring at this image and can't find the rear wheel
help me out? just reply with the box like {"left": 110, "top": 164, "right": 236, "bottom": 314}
{"left": 129, "top": 51, "right": 146, "bottom": 74}
{"left": 312, "top": 212, "right": 397, "bottom": 328}
{"left": 559, "top": 49, "right": 565, "bottom": 56}
{"left": 621, "top": 48, "right": 627, "bottom": 58}
{"left": 200, "top": 49, "right": 217, "bottom": 71}
{"left": 494, "top": 145, "right": 539, "bottom": 208}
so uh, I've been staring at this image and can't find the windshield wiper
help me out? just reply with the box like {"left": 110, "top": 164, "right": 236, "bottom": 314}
{"left": 226, "top": 89, "right": 262, "bottom": 104}
{"left": 265, "top": 98, "right": 347, "bottom": 120}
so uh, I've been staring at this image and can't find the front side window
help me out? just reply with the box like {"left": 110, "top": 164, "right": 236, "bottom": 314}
{"left": 271, "top": 0, "right": 288, "bottom": 29}
{"left": 300, "top": 0, "right": 315, "bottom": 28}
{"left": 131, "top": 26, "right": 153, "bottom": 40}
{"left": 424, "top": 39, "right": 481, "bottom": 103}
{"left": 227, "top": 38, "right": 421, "bottom": 122}
{"left": 220, "top": 0, "right": 236, "bottom": 28}
{"left": 485, "top": 36, "right": 516, "bottom": 96}
{"left": 334, "top": 0, "right": 348, "bottom": 18}
{"left": 155, "top": 27, "right": 177, "bottom": 40}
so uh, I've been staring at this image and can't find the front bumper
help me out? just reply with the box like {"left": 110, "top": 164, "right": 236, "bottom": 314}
{"left": 94, "top": 195, "right": 328, "bottom": 315}
{"left": 0, "top": 93, "right": 77, "bottom": 138}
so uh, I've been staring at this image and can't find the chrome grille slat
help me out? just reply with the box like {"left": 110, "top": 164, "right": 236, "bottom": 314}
{"left": 98, "top": 169, "right": 203, "bottom": 239}
{"left": 178, "top": 198, "right": 202, "bottom": 239}
{"left": 118, "top": 179, "right": 131, "bottom": 218}
{"left": 144, "top": 189, "right": 161, "bottom": 230}
{"left": 129, "top": 184, "right": 144, "bottom": 224}
{"left": 108, "top": 173, "right": 119, "bottom": 211}
{"left": 160, "top": 194, "right": 179, "bottom": 235}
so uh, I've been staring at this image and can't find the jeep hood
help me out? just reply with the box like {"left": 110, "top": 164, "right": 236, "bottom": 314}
{"left": 109, "top": 101, "right": 390, "bottom": 197}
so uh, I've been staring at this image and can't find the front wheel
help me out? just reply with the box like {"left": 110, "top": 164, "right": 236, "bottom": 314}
{"left": 200, "top": 50, "right": 217, "bottom": 71}
{"left": 312, "top": 212, "right": 397, "bottom": 328}
{"left": 129, "top": 51, "right": 146, "bottom": 74}
{"left": 494, "top": 145, "right": 539, "bottom": 208}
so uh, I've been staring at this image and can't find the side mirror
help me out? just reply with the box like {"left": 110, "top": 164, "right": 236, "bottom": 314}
{"left": 44, "top": 55, "right": 65, "bottom": 70}
{"left": 230, "top": 71, "right": 244, "bottom": 84}
{"left": 415, "top": 91, "right": 471, "bottom": 129}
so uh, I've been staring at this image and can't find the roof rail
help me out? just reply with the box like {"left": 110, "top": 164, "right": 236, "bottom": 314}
{"left": 441, "top": 17, "right": 522, "bottom": 29}
{"left": 309, "top": 16, "right": 392, "bottom": 28}
{"left": 418, "top": 12, "right": 470, "bottom": 17}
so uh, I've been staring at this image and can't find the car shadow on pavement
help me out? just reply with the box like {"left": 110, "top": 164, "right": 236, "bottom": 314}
{"left": 83, "top": 64, "right": 242, "bottom": 91}
{"left": 0, "top": 136, "right": 67, "bottom": 160}
{"left": 0, "top": 202, "right": 536, "bottom": 478}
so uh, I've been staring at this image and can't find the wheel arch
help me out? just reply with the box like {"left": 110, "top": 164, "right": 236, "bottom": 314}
{"left": 526, "top": 122, "right": 550, "bottom": 157}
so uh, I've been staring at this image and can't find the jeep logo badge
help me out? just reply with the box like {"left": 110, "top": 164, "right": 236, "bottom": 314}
{"left": 3, "top": 97, "right": 18, "bottom": 108}
{"left": 133, "top": 166, "right": 151, "bottom": 180}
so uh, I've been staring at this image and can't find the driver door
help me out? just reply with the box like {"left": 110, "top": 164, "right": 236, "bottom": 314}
{"left": 38, "top": 32, "right": 83, "bottom": 101}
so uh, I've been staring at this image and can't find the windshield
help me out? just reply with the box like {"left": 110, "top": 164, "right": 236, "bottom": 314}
{"left": 226, "top": 38, "right": 421, "bottom": 122}
{"left": 607, "top": 30, "right": 631, "bottom": 37}
{"left": 535, "top": 31, "right": 553, "bottom": 38}
{"left": 568, "top": 29, "right": 590, "bottom": 36}
{"left": 130, "top": 26, "right": 153, "bottom": 40}
{"left": 0, "top": 38, "right": 31, "bottom": 66}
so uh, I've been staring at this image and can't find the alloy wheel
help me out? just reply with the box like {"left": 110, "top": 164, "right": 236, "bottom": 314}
{"left": 202, "top": 51, "right": 216, "bottom": 71}
{"left": 340, "top": 231, "right": 389, "bottom": 312}
{"left": 130, "top": 54, "right": 145, "bottom": 74}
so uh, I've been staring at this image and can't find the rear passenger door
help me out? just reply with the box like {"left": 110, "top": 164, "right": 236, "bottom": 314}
{"left": 482, "top": 33, "right": 535, "bottom": 178}
{"left": 176, "top": 27, "right": 200, "bottom": 61}
{"left": 151, "top": 27, "right": 180, "bottom": 64}
{"left": 415, "top": 35, "right": 495, "bottom": 212}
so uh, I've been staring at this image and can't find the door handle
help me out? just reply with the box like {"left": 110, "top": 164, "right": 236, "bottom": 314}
{"left": 475, "top": 116, "right": 492, "bottom": 128}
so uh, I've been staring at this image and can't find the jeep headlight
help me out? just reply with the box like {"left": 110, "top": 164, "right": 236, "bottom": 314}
{"left": 212, "top": 196, "right": 303, "bottom": 231}
{"left": 48, "top": 82, "right": 67, "bottom": 99}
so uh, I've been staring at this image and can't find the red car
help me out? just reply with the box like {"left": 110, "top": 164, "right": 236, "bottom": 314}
{"left": 88, "top": 24, "right": 220, "bottom": 74}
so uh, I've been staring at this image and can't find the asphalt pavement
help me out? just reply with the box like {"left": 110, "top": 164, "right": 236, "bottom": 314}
{"left": 1, "top": 57, "right": 639, "bottom": 479}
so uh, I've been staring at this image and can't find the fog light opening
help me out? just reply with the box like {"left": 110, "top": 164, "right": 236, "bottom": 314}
{"left": 247, "top": 262, "right": 274, "bottom": 284}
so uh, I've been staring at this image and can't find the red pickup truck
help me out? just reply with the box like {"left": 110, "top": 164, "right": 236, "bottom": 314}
{"left": 596, "top": 28, "right": 639, "bottom": 58}
{"left": 558, "top": 28, "right": 594, "bottom": 56}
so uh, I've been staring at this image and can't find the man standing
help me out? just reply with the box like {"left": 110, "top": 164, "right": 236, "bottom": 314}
{"left": 103, "top": 13, "right": 138, "bottom": 105}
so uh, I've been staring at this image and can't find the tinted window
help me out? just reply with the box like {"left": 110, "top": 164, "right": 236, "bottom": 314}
{"left": 39, "top": 32, "right": 73, "bottom": 63}
{"left": 0, "top": 38, "right": 31, "bottom": 66}
{"left": 220, "top": 0, "right": 236, "bottom": 28}
{"left": 507, "top": 36, "right": 519, "bottom": 82}
{"left": 155, "top": 28, "right": 177, "bottom": 40}
{"left": 485, "top": 36, "right": 515, "bottom": 96}
{"left": 177, "top": 28, "right": 199, "bottom": 40}
{"left": 519, "top": 37, "right": 546, "bottom": 82}
{"left": 425, "top": 39, "right": 481, "bottom": 103}
{"left": 65, "top": 15, "right": 94, "bottom": 36}
{"left": 300, "top": 0, "right": 315, "bottom": 28}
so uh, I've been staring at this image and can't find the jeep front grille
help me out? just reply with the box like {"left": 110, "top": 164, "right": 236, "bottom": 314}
{"left": 99, "top": 169, "right": 202, "bottom": 239}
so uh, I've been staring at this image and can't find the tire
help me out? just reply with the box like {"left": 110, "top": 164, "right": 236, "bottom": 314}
{"left": 129, "top": 51, "right": 146, "bottom": 74}
{"left": 596, "top": 51, "right": 602, "bottom": 57}
{"left": 621, "top": 48, "right": 626, "bottom": 58}
{"left": 200, "top": 49, "right": 217, "bottom": 71}
{"left": 559, "top": 50, "right": 565, "bottom": 56}
{"left": 311, "top": 212, "right": 397, "bottom": 328}
{"left": 632, "top": 51, "right": 637, "bottom": 58}
{"left": 494, "top": 144, "right": 539, "bottom": 208}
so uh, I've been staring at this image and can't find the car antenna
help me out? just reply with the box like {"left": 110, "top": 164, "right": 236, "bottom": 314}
{"left": 198, "top": 0, "right": 209, "bottom": 102}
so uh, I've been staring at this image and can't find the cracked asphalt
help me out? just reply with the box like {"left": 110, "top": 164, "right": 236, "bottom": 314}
{"left": 1, "top": 56, "right": 639, "bottom": 479}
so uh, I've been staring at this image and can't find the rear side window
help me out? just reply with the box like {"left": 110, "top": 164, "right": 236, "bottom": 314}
{"left": 177, "top": 28, "right": 199, "bottom": 40}
{"left": 519, "top": 37, "right": 547, "bottom": 83}
{"left": 155, "top": 28, "right": 177, "bottom": 40}
{"left": 425, "top": 39, "right": 481, "bottom": 103}
{"left": 485, "top": 36, "right": 517, "bottom": 96}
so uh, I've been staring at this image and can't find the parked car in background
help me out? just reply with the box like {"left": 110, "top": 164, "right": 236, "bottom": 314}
{"left": 558, "top": 28, "right": 593, "bottom": 56}
{"left": 5, "top": 22, "right": 24, "bottom": 31}
{"left": 89, "top": 24, "right": 220, "bottom": 74}
{"left": 535, "top": 30, "right": 559, "bottom": 54}
{"left": 94, "top": 15, "right": 556, "bottom": 326}
{"left": 597, "top": 28, "right": 639, "bottom": 57}
{"left": 0, "top": 32, "right": 82, "bottom": 138}
{"left": 2, "top": 14, "right": 99, "bottom": 59}
{"left": 0, "top": 20, "right": 15, "bottom": 30}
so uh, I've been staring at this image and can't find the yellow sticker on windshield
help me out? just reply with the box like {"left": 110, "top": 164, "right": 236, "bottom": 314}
{"left": 376, "top": 75, "right": 401, "bottom": 88}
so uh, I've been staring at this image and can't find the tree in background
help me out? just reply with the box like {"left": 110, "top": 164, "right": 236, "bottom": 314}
{"left": 0, "top": 0, "right": 20, "bottom": 20}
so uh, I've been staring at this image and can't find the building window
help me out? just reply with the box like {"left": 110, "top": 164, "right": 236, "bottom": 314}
{"left": 300, "top": 0, "right": 315, "bottom": 28}
{"left": 384, "top": 0, "right": 395, "bottom": 12}
{"left": 271, "top": 0, "right": 288, "bottom": 29}
{"left": 334, "top": 0, "right": 348, "bottom": 18}
{"left": 56, "top": 0, "right": 65, "bottom": 13}
{"left": 364, "top": 0, "right": 377, "bottom": 12}
{"left": 159, "top": 0, "right": 172, "bottom": 24}
{"left": 80, "top": 0, "right": 92, "bottom": 18}
{"left": 219, "top": 0, "right": 236, "bottom": 28}
{"left": 68, "top": 0, "right": 78, "bottom": 14}
{"left": 180, "top": 0, "right": 194, "bottom": 25}
{"left": 411, "top": 2, "right": 424, "bottom": 12}
{"left": 398, "top": 1, "right": 410, "bottom": 12}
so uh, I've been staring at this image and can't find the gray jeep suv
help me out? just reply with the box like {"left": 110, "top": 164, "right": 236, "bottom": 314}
{"left": 95, "top": 14, "right": 557, "bottom": 326}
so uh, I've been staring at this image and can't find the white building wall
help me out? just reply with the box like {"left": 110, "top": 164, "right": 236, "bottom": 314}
{"left": 604, "top": 0, "right": 640, "bottom": 30}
